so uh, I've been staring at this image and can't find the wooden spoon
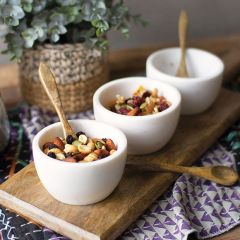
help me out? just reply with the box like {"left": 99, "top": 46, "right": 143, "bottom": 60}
{"left": 38, "top": 62, "right": 76, "bottom": 139}
{"left": 127, "top": 162, "right": 239, "bottom": 186}
{"left": 176, "top": 10, "right": 189, "bottom": 77}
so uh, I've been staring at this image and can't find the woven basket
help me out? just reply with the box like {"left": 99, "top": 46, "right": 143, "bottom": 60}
{"left": 19, "top": 44, "right": 109, "bottom": 113}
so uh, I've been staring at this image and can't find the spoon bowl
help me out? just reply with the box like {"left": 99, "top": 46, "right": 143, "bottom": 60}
{"left": 211, "top": 166, "right": 239, "bottom": 186}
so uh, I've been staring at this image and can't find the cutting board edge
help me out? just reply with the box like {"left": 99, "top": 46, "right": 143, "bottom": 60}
{"left": 0, "top": 190, "right": 100, "bottom": 240}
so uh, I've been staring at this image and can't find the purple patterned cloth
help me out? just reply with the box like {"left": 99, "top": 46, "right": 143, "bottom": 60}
{"left": 122, "top": 145, "right": 239, "bottom": 240}
{"left": 19, "top": 105, "right": 240, "bottom": 240}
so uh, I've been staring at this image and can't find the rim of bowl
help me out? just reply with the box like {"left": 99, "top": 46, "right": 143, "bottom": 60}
{"left": 146, "top": 47, "right": 225, "bottom": 82}
{"left": 93, "top": 77, "right": 181, "bottom": 121}
{"left": 32, "top": 119, "right": 127, "bottom": 167}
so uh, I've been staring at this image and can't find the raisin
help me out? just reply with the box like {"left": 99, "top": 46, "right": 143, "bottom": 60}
{"left": 66, "top": 135, "right": 75, "bottom": 144}
{"left": 142, "top": 91, "right": 151, "bottom": 99}
{"left": 47, "top": 152, "right": 56, "bottom": 159}
{"left": 118, "top": 107, "right": 130, "bottom": 115}
{"left": 159, "top": 102, "right": 169, "bottom": 111}
{"left": 76, "top": 131, "right": 85, "bottom": 138}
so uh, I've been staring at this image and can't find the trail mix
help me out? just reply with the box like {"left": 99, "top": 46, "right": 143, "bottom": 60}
{"left": 42, "top": 132, "right": 117, "bottom": 162}
{"left": 110, "top": 86, "right": 171, "bottom": 116}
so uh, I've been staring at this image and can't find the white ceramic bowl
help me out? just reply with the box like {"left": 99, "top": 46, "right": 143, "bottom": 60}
{"left": 146, "top": 47, "right": 224, "bottom": 115}
{"left": 32, "top": 119, "right": 127, "bottom": 205}
{"left": 93, "top": 77, "right": 181, "bottom": 155}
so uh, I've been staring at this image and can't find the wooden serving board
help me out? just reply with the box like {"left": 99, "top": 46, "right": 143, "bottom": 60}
{"left": 0, "top": 88, "right": 240, "bottom": 240}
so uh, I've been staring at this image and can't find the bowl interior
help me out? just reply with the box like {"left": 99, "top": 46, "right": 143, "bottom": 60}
{"left": 150, "top": 48, "right": 224, "bottom": 79}
{"left": 97, "top": 77, "right": 180, "bottom": 114}
{"left": 35, "top": 120, "right": 126, "bottom": 165}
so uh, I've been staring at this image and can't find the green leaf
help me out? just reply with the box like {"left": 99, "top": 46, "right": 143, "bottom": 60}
{"left": 51, "top": 33, "right": 60, "bottom": 42}
{"left": 232, "top": 142, "right": 240, "bottom": 151}
{"left": 226, "top": 131, "right": 238, "bottom": 142}
{"left": 5, "top": 16, "right": 19, "bottom": 26}
{"left": 96, "top": 28, "right": 102, "bottom": 37}
{"left": 23, "top": 3, "right": 32, "bottom": 12}
{"left": 1, "top": 0, "right": 146, "bottom": 60}
{"left": 0, "top": 0, "right": 7, "bottom": 5}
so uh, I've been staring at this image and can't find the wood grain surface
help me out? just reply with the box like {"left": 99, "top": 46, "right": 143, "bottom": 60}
{"left": 0, "top": 89, "right": 240, "bottom": 240}
{"left": 1, "top": 35, "right": 240, "bottom": 240}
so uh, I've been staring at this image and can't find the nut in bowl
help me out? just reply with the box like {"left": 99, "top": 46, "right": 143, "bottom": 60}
{"left": 93, "top": 77, "right": 181, "bottom": 155}
{"left": 146, "top": 47, "right": 224, "bottom": 115}
{"left": 32, "top": 119, "right": 127, "bottom": 205}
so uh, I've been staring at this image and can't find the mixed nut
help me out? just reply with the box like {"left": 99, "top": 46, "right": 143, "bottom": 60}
{"left": 42, "top": 132, "right": 117, "bottom": 163}
{"left": 110, "top": 86, "right": 171, "bottom": 116}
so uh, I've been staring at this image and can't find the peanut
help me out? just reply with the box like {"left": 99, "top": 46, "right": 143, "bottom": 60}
{"left": 87, "top": 141, "right": 95, "bottom": 151}
{"left": 83, "top": 152, "right": 98, "bottom": 162}
{"left": 78, "top": 145, "right": 92, "bottom": 154}
{"left": 72, "top": 140, "right": 81, "bottom": 147}
{"left": 78, "top": 134, "right": 88, "bottom": 144}
{"left": 56, "top": 153, "right": 65, "bottom": 160}
{"left": 151, "top": 88, "right": 158, "bottom": 98}
{"left": 49, "top": 148, "right": 63, "bottom": 154}
{"left": 64, "top": 144, "right": 78, "bottom": 154}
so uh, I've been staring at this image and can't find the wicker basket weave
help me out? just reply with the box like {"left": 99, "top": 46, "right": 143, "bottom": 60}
{"left": 19, "top": 44, "right": 109, "bottom": 113}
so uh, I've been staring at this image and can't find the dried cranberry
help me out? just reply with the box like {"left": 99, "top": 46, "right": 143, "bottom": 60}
{"left": 47, "top": 152, "right": 56, "bottom": 159}
{"left": 132, "top": 96, "right": 143, "bottom": 107}
{"left": 159, "top": 102, "right": 169, "bottom": 111}
{"left": 142, "top": 91, "right": 151, "bottom": 99}
{"left": 118, "top": 107, "right": 130, "bottom": 115}
{"left": 76, "top": 131, "right": 85, "bottom": 138}
{"left": 126, "top": 99, "right": 134, "bottom": 107}
{"left": 66, "top": 135, "right": 75, "bottom": 144}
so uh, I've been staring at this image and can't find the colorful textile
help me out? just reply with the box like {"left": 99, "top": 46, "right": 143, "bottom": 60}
{"left": 0, "top": 106, "right": 240, "bottom": 240}
{"left": 122, "top": 145, "right": 239, "bottom": 240}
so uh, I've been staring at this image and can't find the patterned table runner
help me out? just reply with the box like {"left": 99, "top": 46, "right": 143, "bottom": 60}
{"left": 0, "top": 105, "right": 240, "bottom": 240}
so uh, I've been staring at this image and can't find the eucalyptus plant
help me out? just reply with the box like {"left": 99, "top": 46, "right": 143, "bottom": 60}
{"left": 0, "top": 0, "right": 146, "bottom": 60}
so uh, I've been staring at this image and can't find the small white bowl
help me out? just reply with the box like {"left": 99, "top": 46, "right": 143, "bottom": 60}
{"left": 32, "top": 119, "right": 127, "bottom": 205}
{"left": 146, "top": 47, "right": 224, "bottom": 115}
{"left": 93, "top": 77, "right": 181, "bottom": 155}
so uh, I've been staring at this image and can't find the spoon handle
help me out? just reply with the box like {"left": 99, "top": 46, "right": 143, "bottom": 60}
{"left": 177, "top": 10, "right": 189, "bottom": 77}
{"left": 127, "top": 162, "right": 238, "bottom": 186}
{"left": 39, "top": 62, "right": 75, "bottom": 138}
